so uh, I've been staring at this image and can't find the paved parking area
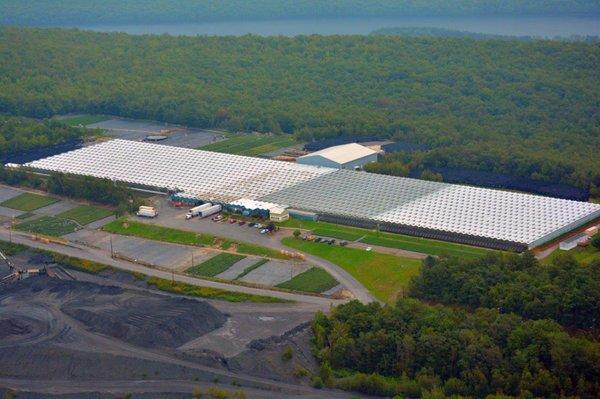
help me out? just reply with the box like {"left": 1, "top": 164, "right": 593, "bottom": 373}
{"left": 64, "top": 229, "right": 211, "bottom": 271}
{"left": 0, "top": 186, "right": 22, "bottom": 203}
{"left": 88, "top": 118, "right": 224, "bottom": 148}
{"left": 0, "top": 206, "right": 24, "bottom": 218}
{"left": 239, "top": 260, "right": 311, "bottom": 286}
{"left": 215, "top": 256, "right": 261, "bottom": 280}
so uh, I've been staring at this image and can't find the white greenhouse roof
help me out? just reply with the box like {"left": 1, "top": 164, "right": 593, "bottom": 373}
{"left": 298, "top": 143, "right": 377, "bottom": 165}
{"left": 24, "top": 139, "right": 600, "bottom": 247}
{"left": 25, "top": 139, "right": 336, "bottom": 203}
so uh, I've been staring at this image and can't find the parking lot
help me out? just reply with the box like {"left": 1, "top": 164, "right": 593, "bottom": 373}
{"left": 87, "top": 118, "right": 225, "bottom": 148}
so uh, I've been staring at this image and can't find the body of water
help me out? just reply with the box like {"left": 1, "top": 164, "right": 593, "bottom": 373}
{"left": 78, "top": 16, "right": 600, "bottom": 38}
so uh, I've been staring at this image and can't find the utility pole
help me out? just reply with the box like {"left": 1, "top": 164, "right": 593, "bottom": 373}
{"left": 109, "top": 235, "right": 114, "bottom": 258}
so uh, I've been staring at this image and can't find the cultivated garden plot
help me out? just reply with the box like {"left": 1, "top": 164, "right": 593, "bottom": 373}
{"left": 15, "top": 215, "right": 80, "bottom": 236}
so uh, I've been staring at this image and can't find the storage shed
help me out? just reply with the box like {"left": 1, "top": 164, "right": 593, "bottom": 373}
{"left": 296, "top": 143, "right": 378, "bottom": 170}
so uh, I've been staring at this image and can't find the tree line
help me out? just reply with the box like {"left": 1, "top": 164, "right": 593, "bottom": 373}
{"left": 0, "top": 115, "right": 87, "bottom": 158}
{"left": 313, "top": 298, "right": 600, "bottom": 398}
{"left": 0, "top": 28, "right": 598, "bottom": 190}
{"left": 410, "top": 252, "right": 600, "bottom": 330}
{"left": 2, "top": 1, "right": 598, "bottom": 26}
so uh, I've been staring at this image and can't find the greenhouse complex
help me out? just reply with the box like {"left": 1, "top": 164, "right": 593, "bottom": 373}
{"left": 24, "top": 139, "right": 600, "bottom": 251}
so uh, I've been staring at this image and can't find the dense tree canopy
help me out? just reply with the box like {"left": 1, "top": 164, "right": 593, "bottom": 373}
{"left": 2, "top": 1, "right": 598, "bottom": 26}
{"left": 313, "top": 299, "right": 600, "bottom": 398}
{"left": 0, "top": 28, "right": 598, "bottom": 189}
{"left": 0, "top": 115, "right": 86, "bottom": 157}
{"left": 409, "top": 252, "right": 600, "bottom": 329}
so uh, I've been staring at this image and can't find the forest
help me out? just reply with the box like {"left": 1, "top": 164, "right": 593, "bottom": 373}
{"left": 313, "top": 298, "right": 600, "bottom": 398}
{"left": 2, "top": 1, "right": 598, "bottom": 26}
{"left": 409, "top": 253, "right": 600, "bottom": 330}
{"left": 0, "top": 115, "right": 87, "bottom": 159}
{"left": 0, "top": 28, "right": 598, "bottom": 190}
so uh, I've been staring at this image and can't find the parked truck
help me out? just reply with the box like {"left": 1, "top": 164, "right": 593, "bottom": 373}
{"left": 199, "top": 204, "right": 222, "bottom": 218}
{"left": 136, "top": 206, "right": 158, "bottom": 218}
{"left": 186, "top": 203, "right": 212, "bottom": 220}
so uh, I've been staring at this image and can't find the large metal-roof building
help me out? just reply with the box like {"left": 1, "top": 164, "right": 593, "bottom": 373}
{"left": 296, "top": 143, "right": 378, "bottom": 169}
{"left": 24, "top": 139, "right": 600, "bottom": 251}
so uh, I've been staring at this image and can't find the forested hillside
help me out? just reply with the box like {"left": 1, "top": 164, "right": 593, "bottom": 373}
{"left": 2, "top": 0, "right": 598, "bottom": 26}
{"left": 0, "top": 28, "right": 598, "bottom": 189}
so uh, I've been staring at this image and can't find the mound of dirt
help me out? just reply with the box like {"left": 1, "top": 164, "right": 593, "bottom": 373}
{"left": 0, "top": 317, "right": 32, "bottom": 339}
{"left": 63, "top": 295, "right": 227, "bottom": 348}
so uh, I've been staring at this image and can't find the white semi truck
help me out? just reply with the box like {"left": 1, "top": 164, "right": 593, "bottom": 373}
{"left": 186, "top": 203, "right": 213, "bottom": 220}
{"left": 136, "top": 206, "right": 158, "bottom": 218}
{"left": 199, "top": 204, "right": 222, "bottom": 218}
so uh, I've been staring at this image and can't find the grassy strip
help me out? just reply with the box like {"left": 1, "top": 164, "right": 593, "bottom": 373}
{"left": 104, "top": 218, "right": 288, "bottom": 259}
{"left": 1, "top": 193, "right": 58, "bottom": 211}
{"left": 543, "top": 245, "right": 599, "bottom": 266}
{"left": 16, "top": 215, "right": 80, "bottom": 236}
{"left": 187, "top": 253, "right": 246, "bottom": 277}
{"left": 58, "top": 114, "right": 110, "bottom": 126}
{"left": 57, "top": 205, "right": 114, "bottom": 225}
{"left": 200, "top": 134, "right": 295, "bottom": 155}
{"left": 282, "top": 237, "right": 421, "bottom": 303}
{"left": 235, "top": 258, "right": 269, "bottom": 280}
{"left": 15, "top": 212, "right": 34, "bottom": 220}
{"left": 312, "top": 227, "right": 363, "bottom": 241}
{"left": 44, "top": 251, "right": 110, "bottom": 274}
{"left": 0, "top": 241, "right": 26, "bottom": 256}
{"left": 146, "top": 277, "right": 288, "bottom": 303}
{"left": 279, "top": 219, "right": 490, "bottom": 259}
{"left": 277, "top": 267, "right": 338, "bottom": 293}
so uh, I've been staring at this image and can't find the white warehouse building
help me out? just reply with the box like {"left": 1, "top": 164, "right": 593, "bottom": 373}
{"left": 296, "top": 143, "right": 378, "bottom": 170}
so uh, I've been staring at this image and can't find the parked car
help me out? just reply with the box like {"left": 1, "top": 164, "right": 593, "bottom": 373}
{"left": 315, "top": 237, "right": 322, "bottom": 243}
{"left": 340, "top": 241, "right": 348, "bottom": 246}
{"left": 238, "top": 220, "right": 246, "bottom": 226}
{"left": 255, "top": 223, "right": 263, "bottom": 229}
{"left": 248, "top": 222, "right": 256, "bottom": 227}
{"left": 229, "top": 219, "right": 237, "bottom": 224}
{"left": 260, "top": 228, "right": 269, "bottom": 234}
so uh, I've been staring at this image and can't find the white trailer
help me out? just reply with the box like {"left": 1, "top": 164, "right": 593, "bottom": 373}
{"left": 199, "top": 204, "right": 222, "bottom": 218}
{"left": 186, "top": 203, "right": 212, "bottom": 219}
{"left": 136, "top": 206, "right": 158, "bottom": 218}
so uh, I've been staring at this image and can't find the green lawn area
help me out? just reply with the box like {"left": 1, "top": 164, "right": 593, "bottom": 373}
{"left": 0, "top": 240, "right": 26, "bottom": 256}
{"left": 57, "top": 205, "right": 114, "bottom": 225}
{"left": 58, "top": 114, "right": 110, "bottom": 126}
{"left": 1, "top": 193, "right": 58, "bottom": 211}
{"left": 282, "top": 237, "right": 421, "bottom": 303}
{"left": 103, "top": 218, "right": 288, "bottom": 259}
{"left": 146, "top": 277, "right": 288, "bottom": 303}
{"left": 186, "top": 253, "right": 246, "bottom": 277}
{"left": 279, "top": 219, "right": 490, "bottom": 259}
{"left": 235, "top": 258, "right": 269, "bottom": 280}
{"left": 200, "top": 134, "right": 296, "bottom": 156}
{"left": 15, "top": 215, "right": 80, "bottom": 236}
{"left": 543, "top": 245, "right": 600, "bottom": 266}
{"left": 277, "top": 267, "right": 339, "bottom": 293}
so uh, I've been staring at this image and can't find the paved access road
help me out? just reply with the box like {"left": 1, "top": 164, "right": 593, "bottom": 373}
{"left": 0, "top": 228, "right": 345, "bottom": 307}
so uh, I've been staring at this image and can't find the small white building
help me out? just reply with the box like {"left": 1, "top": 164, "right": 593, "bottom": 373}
{"left": 296, "top": 143, "right": 378, "bottom": 170}
{"left": 269, "top": 206, "right": 290, "bottom": 222}
{"left": 559, "top": 233, "right": 588, "bottom": 251}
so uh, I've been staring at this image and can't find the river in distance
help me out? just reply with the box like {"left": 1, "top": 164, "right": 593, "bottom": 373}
{"left": 77, "top": 15, "right": 600, "bottom": 38}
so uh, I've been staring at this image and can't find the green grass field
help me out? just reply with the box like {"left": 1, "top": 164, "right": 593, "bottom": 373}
{"left": 200, "top": 134, "right": 296, "bottom": 156}
{"left": 103, "top": 218, "right": 288, "bottom": 259}
{"left": 15, "top": 215, "right": 80, "bottom": 236}
{"left": 543, "top": 245, "right": 599, "bottom": 266}
{"left": 235, "top": 258, "right": 269, "bottom": 280}
{"left": 57, "top": 205, "right": 114, "bottom": 225}
{"left": 280, "top": 219, "right": 490, "bottom": 259}
{"left": 282, "top": 237, "right": 421, "bottom": 303}
{"left": 277, "top": 267, "right": 338, "bottom": 293}
{"left": 58, "top": 114, "right": 110, "bottom": 126}
{"left": 146, "top": 277, "right": 288, "bottom": 303}
{"left": 1, "top": 193, "right": 58, "bottom": 211}
{"left": 187, "top": 253, "right": 246, "bottom": 277}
